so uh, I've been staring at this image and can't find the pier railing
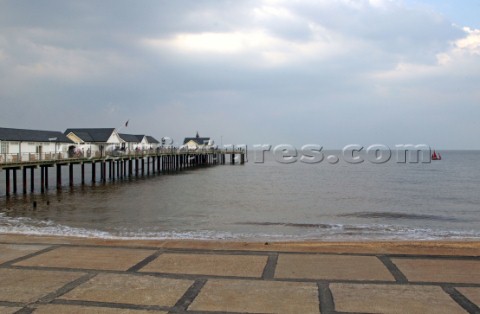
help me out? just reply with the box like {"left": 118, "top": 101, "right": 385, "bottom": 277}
{"left": 0, "top": 147, "right": 246, "bottom": 166}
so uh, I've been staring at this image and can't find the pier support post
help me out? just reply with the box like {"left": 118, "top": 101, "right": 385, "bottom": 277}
{"left": 92, "top": 162, "right": 96, "bottom": 183}
{"left": 102, "top": 161, "right": 106, "bottom": 182}
{"left": 56, "top": 164, "right": 62, "bottom": 189}
{"left": 40, "top": 167, "right": 45, "bottom": 193}
{"left": 241, "top": 154, "right": 245, "bottom": 165}
{"left": 44, "top": 167, "right": 48, "bottom": 189}
{"left": 30, "top": 167, "right": 35, "bottom": 192}
{"left": 13, "top": 168, "right": 17, "bottom": 194}
{"left": 69, "top": 163, "right": 74, "bottom": 187}
{"left": 141, "top": 158, "right": 145, "bottom": 176}
{"left": 22, "top": 167, "right": 27, "bottom": 194}
{"left": 81, "top": 163, "right": 85, "bottom": 185}
{"left": 5, "top": 169, "right": 10, "bottom": 196}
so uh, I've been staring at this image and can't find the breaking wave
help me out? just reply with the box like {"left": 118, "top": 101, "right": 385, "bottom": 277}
{"left": 2, "top": 213, "right": 480, "bottom": 241}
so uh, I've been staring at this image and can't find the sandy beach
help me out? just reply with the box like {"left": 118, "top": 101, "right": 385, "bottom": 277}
{"left": 2, "top": 233, "right": 480, "bottom": 255}
{"left": 1, "top": 234, "right": 479, "bottom": 313}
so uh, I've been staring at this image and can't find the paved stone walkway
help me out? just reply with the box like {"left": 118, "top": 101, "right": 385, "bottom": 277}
{"left": 0, "top": 238, "right": 479, "bottom": 314}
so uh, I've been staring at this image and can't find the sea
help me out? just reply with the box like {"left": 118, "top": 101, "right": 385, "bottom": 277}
{"left": 0, "top": 150, "right": 479, "bottom": 241}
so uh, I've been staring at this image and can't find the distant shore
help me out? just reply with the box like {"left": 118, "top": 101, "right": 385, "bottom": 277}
{"left": 1, "top": 233, "right": 479, "bottom": 256}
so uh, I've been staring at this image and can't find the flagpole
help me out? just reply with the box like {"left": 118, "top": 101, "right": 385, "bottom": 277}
{"left": 117, "top": 119, "right": 130, "bottom": 133}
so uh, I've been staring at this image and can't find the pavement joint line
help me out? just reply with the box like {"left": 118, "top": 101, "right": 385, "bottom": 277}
{"left": 334, "top": 312, "right": 378, "bottom": 314}
{"left": 5, "top": 264, "right": 480, "bottom": 287}
{"left": 1, "top": 241, "right": 480, "bottom": 258}
{"left": 442, "top": 285, "right": 480, "bottom": 314}
{"left": 50, "top": 298, "right": 171, "bottom": 312}
{"left": 388, "top": 254, "right": 480, "bottom": 261}
{"left": 161, "top": 248, "right": 272, "bottom": 256}
{"left": 169, "top": 279, "right": 207, "bottom": 313}
{"left": 124, "top": 270, "right": 275, "bottom": 282}
{"left": 126, "top": 250, "right": 163, "bottom": 272}
{"left": 318, "top": 282, "right": 335, "bottom": 314}
{"left": 7, "top": 265, "right": 102, "bottom": 274}
{"left": 377, "top": 255, "right": 408, "bottom": 283}
{"left": 13, "top": 307, "right": 34, "bottom": 314}
{"left": 0, "top": 244, "right": 59, "bottom": 268}
{"left": 0, "top": 301, "right": 25, "bottom": 307}
{"left": 183, "top": 311, "right": 271, "bottom": 314}
{"left": 36, "top": 273, "right": 97, "bottom": 304}
{"left": 261, "top": 252, "right": 278, "bottom": 279}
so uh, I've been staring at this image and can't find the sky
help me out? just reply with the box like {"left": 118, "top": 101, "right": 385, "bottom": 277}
{"left": 0, "top": 0, "right": 479, "bottom": 149}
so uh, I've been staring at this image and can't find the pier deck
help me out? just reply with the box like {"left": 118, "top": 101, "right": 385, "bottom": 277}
{"left": 0, "top": 150, "right": 246, "bottom": 196}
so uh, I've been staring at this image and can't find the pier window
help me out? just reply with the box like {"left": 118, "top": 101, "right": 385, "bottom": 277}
{"left": 1, "top": 141, "right": 7, "bottom": 154}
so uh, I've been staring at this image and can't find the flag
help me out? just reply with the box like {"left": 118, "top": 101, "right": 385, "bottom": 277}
{"left": 125, "top": 120, "right": 129, "bottom": 127}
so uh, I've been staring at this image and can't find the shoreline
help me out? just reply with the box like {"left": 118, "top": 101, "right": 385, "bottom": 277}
{"left": 1, "top": 233, "right": 480, "bottom": 256}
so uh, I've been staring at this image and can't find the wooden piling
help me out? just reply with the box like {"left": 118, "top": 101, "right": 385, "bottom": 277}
{"left": 44, "top": 167, "right": 48, "bottom": 189}
{"left": 81, "top": 163, "right": 85, "bottom": 185}
{"left": 22, "top": 167, "right": 27, "bottom": 194}
{"left": 92, "top": 162, "right": 96, "bottom": 183}
{"left": 5, "top": 169, "right": 10, "bottom": 196}
{"left": 40, "top": 167, "right": 45, "bottom": 193}
{"left": 13, "top": 168, "right": 17, "bottom": 194}
{"left": 30, "top": 167, "right": 35, "bottom": 192}
{"left": 56, "top": 164, "right": 62, "bottom": 189}
{"left": 69, "top": 163, "right": 74, "bottom": 187}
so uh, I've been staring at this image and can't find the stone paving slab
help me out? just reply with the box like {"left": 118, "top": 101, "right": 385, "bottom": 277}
{"left": 140, "top": 253, "right": 268, "bottom": 277}
{"left": 275, "top": 254, "right": 395, "bottom": 281}
{"left": 1, "top": 236, "right": 479, "bottom": 314}
{"left": 189, "top": 279, "right": 320, "bottom": 313}
{"left": 0, "top": 244, "right": 50, "bottom": 264}
{"left": 33, "top": 304, "right": 167, "bottom": 313}
{"left": 0, "top": 268, "right": 84, "bottom": 303}
{"left": 456, "top": 287, "right": 480, "bottom": 308}
{"left": 60, "top": 273, "right": 193, "bottom": 307}
{"left": 330, "top": 283, "right": 467, "bottom": 314}
{"left": 0, "top": 306, "right": 22, "bottom": 314}
{"left": 392, "top": 258, "right": 480, "bottom": 284}
{"left": 14, "top": 246, "right": 156, "bottom": 271}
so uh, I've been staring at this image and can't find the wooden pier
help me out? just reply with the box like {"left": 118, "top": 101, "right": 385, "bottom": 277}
{"left": 0, "top": 149, "right": 246, "bottom": 196}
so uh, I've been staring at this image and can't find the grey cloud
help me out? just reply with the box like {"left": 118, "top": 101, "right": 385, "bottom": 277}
{"left": 0, "top": 0, "right": 478, "bottom": 148}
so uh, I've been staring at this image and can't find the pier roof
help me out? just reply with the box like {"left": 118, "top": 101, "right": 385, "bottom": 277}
{"left": 183, "top": 137, "right": 210, "bottom": 145}
{"left": 64, "top": 128, "right": 116, "bottom": 142}
{"left": 146, "top": 136, "right": 159, "bottom": 144}
{"left": 0, "top": 127, "right": 72, "bottom": 143}
{"left": 119, "top": 134, "right": 143, "bottom": 143}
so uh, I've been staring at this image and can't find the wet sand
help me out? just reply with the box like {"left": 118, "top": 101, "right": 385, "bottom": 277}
{"left": 1, "top": 233, "right": 480, "bottom": 256}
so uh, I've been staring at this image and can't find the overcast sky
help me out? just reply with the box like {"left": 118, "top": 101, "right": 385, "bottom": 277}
{"left": 0, "top": 0, "right": 479, "bottom": 148}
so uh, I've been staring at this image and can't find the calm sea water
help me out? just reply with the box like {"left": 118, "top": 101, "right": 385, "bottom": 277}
{"left": 0, "top": 150, "right": 479, "bottom": 241}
